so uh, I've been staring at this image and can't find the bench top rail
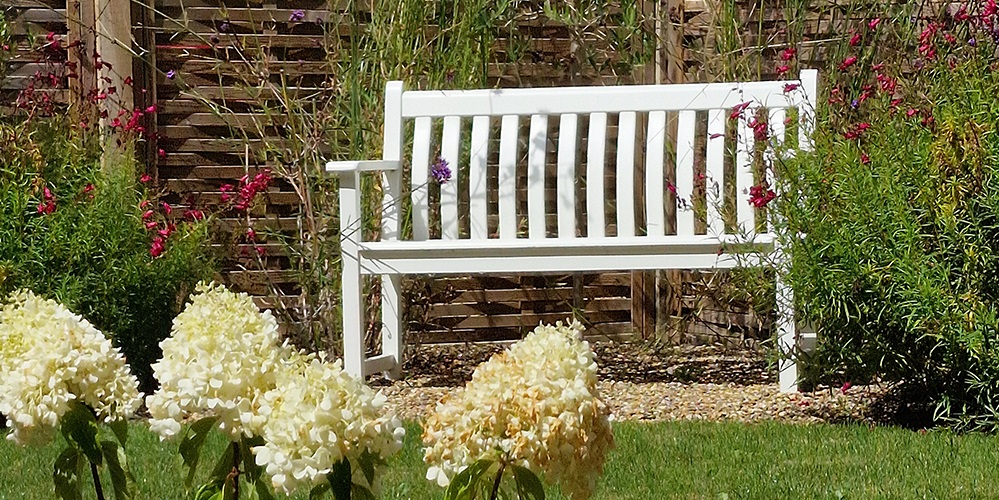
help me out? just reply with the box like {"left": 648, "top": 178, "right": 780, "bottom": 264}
{"left": 349, "top": 70, "right": 817, "bottom": 248}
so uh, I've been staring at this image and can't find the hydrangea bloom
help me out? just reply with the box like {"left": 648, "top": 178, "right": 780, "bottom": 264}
{"left": 422, "top": 320, "right": 614, "bottom": 499}
{"left": 0, "top": 290, "right": 142, "bottom": 445}
{"left": 253, "top": 354, "right": 405, "bottom": 495}
{"left": 145, "top": 282, "right": 295, "bottom": 439}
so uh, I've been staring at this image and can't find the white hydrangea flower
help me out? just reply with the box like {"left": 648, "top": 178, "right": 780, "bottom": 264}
{"left": 0, "top": 290, "right": 142, "bottom": 445}
{"left": 253, "top": 354, "right": 405, "bottom": 496}
{"left": 146, "top": 282, "right": 295, "bottom": 440}
{"left": 422, "top": 320, "right": 614, "bottom": 500}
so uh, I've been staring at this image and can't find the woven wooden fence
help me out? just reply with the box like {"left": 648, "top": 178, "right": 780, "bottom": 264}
{"left": 5, "top": 0, "right": 943, "bottom": 346}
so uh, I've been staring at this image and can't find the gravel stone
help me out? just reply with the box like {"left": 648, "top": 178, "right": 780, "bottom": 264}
{"left": 372, "top": 342, "right": 886, "bottom": 424}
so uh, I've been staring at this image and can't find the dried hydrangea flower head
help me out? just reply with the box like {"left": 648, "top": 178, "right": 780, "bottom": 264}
{"left": 422, "top": 319, "right": 614, "bottom": 499}
{"left": 0, "top": 290, "right": 142, "bottom": 445}
{"left": 145, "top": 281, "right": 295, "bottom": 439}
{"left": 253, "top": 353, "right": 406, "bottom": 495}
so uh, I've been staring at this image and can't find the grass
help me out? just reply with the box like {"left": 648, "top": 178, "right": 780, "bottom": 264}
{"left": 3, "top": 420, "right": 999, "bottom": 499}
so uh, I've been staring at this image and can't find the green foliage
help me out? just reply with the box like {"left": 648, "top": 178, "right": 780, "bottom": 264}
{"left": 0, "top": 118, "right": 215, "bottom": 392}
{"left": 442, "top": 459, "right": 546, "bottom": 500}
{"left": 53, "top": 402, "right": 132, "bottom": 500}
{"left": 775, "top": 9, "right": 999, "bottom": 428}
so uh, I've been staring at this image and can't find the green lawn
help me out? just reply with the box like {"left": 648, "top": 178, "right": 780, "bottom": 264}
{"left": 2, "top": 420, "right": 998, "bottom": 499}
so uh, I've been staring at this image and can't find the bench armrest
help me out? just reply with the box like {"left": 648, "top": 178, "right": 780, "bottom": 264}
{"left": 325, "top": 160, "right": 401, "bottom": 174}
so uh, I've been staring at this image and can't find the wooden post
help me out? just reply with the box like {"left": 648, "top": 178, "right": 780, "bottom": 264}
{"left": 66, "top": 0, "right": 98, "bottom": 127}
{"left": 95, "top": 0, "right": 133, "bottom": 167}
{"left": 656, "top": 0, "right": 687, "bottom": 344}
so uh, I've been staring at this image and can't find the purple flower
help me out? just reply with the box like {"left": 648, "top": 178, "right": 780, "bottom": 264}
{"left": 969, "top": 38, "right": 977, "bottom": 46}
{"left": 431, "top": 157, "right": 452, "bottom": 184}
{"left": 851, "top": 99, "right": 860, "bottom": 109}
{"left": 165, "top": 69, "right": 176, "bottom": 79}
{"left": 219, "top": 22, "right": 230, "bottom": 33}
{"left": 289, "top": 9, "right": 305, "bottom": 22}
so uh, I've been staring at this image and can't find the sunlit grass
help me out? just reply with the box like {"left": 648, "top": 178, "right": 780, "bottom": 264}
{"left": 3, "top": 420, "right": 999, "bottom": 499}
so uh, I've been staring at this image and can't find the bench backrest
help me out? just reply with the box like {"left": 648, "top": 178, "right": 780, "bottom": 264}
{"left": 376, "top": 70, "right": 817, "bottom": 244}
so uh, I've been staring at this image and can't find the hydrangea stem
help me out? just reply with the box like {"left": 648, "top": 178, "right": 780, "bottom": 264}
{"left": 90, "top": 460, "right": 105, "bottom": 500}
{"left": 230, "top": 441, "right": 241, "bottom": 499}
{"left": 489, "top": 462, "right": 507, "bottom": 500}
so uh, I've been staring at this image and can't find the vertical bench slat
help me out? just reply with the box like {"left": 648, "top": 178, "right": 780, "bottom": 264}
{"left": 587, "top": 113, "right": 608, "bottom": 238}
{"left": 645, "top": 110, "right": 667, "bottom": 237}
{"left": 705, "top": 109, "right": 726, "bottom": 236}
{"left": 767, "top": 108, "right": 787, "bottom": 233}
{"left": 799, "top": 70, "right": 818, "bottom": 152}
{"left": 736, "top": 108, "right": 757, "bottom": 235}
{"left": 528, "top": 114, "right": 548, "bottom": 239}
{"left": 380, "top": 81, "right": 404, "bottom": 377}
{"left": 557, "top": 114, "right": 578, "bottom": 239}
{"left": 675, "top": 110, "right": 696, "bottom": 236}
{"left": 440, "top": 116, "right": 462, "bottom": 239}
{"left": 469, "top": 115, "right": 490, "bottom": 239}
{"left": 498, "top": 115, "right": 519, "bottom": 240}
{"left": 411, "top": 116, "right": 432, "bottom": 240}
{"left": 616, "top": 111, "right": 637, "bottom": 237}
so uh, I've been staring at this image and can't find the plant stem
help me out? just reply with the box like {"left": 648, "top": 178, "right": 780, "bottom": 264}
{"left": 489, "top": 461, "right": 507, "bottom": 500}
{"left": 230, "top": 441, "right": 241, "bottom": 499}
{"left": 90, "top": 460, "right": 105, "bottom": 500}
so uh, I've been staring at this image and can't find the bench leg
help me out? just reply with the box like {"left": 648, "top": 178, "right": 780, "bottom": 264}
{"left": 339, "top": 172, "right": 365, "bottom": 379}
{"left": 776, "top": 263, "right": 798, "bottom": 393}
{"left": 381, "top": 275, "right": 403, "bottom": 379}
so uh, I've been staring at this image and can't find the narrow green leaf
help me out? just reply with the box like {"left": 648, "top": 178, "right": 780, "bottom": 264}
{"left": 53, "top": 446, "right": 83, "bottom": 500}
{"left": 180, "top": 416, "right": 220, "bottom": 488}
{"left": 327, "top": 459, "right": 352, "bottom": 500}
{"left": 309, "top": 482, "right": 331, "bottom": 499}
{"left": 61, "top": 402, "right": 102, "bottom": 466}
{"left": 100, "top": 440, "right": 133, "bottom": 500}
{"left": 208, "top": 442, "right": 237, "bottom": 484}
{"left": 510, "top": 465, "right": 545, "bottom": 500}
{"left": 108, "top": 419, "right": 128, "bottom": 447}
{"left": 355, "top": 450, "right": 378, "bottom": 487}
{"left": 193, "top": 481, "right": 223, "bottom": 500}
{"left": 443, "top": 460, "right": 494, "bottom": 500}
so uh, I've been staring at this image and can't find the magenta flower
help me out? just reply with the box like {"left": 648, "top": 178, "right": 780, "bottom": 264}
{"left": 748, "top": 185, "right": 776, "bottom": 208}
{"left": 838, "top": 56, "right": 858, "bottom": 71}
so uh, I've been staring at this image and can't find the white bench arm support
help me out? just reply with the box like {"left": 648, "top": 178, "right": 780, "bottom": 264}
{"left": 325, "top": 160, "right": 402, "bottom": 174}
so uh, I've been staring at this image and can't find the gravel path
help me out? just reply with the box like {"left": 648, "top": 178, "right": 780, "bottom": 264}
{"left": 372, "top": 343, "right": 886, "bottom": 424}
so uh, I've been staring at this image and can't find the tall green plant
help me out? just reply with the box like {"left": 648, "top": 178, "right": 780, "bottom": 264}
{"left": 774, "top": 3, "right": 999, "bottom": 428}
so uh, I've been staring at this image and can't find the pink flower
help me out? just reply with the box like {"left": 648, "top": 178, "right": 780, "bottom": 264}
{"left": 161, "top": 202, "right": 172, "bottom": 215}
{"left": 849, "top": 32, "right": 861, "bottom": 46}
{"left": 906, "top": 108, "right": 919, "bottom": 117}
{"left": 140, "top": 173, "right": 152, "bottom": 183}
{"left": 145, "top": 221, "right": 158, "bottom": 230}
{"left": 255, "top": 246, "right": 267, "bottom": 256}
{"left": 838, "top": 56, "right": 858, "bottom": 71}
{"left": 246, "top": 228, "right": 257, "bottom": 240}
{"left": 150, "top": 236, "right": 165, "bottom": 258}
{"left": 840, "top": 381, "right": 852, "bottom": 394}
{"left": 729, "top": 101, "right": 752, "bottom": 120}
{"left": 142, "top": 210, "right": 155, "bottom": 220}
{"left": 145, "top": 104, "right": 157, "bottom": 113}
{"left": 82, "top": 183, "right": 95, "bottom": 194}
{"left": 183, "top": 209, "right": 205, "bottom": 221}
{"left": 748, "top": 185, "right": 776, "bottom": 208}
{"left": 780, "top": 47, "right": 796, "bottom": 61}
{"left": 868, "top": 18, "right": 881, "bottom": 30}
{"left": 775, "top": 64, "right": 790, "bottom": 76}
{"left": 861, "top": 153, "right": 871, "bottom": 164}
{"left": 783, "top": 83, "right": 800, "bottom": 93}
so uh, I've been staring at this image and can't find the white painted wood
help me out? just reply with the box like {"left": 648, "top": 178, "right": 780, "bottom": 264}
{"left": 675, "top": 110, "right": 696, "bottom": 236}
{"left": 645, "top": 111, "right": 667, "bottom": 238}
{"left": 325, "top": 160, "right": 402, "bottom": 173}
{"left": 557, "top": 114, "right": 578, "bottom": 238}
{"left": 469, "top": 116, "right": 490, "bottom": 239}
{"left": 616, "top": 112, "right": 637, "bottom": 237}
{"left": 400, "top": 77, "right": 819, "bottom": 117}
{"left": 798, "top": 69, "right": 818, "bottom": 152}
{"left": 380, "top": 81, "right": 404, "bottom": 378}
{"left": 705, "top": 109, "right": 726, "bottom": 236}
{"left": 736, "top": 109, "right": 756, "bottom": 235}
{"left": 528, "top": 114, "right": 548, "bottom": 239}
{"left": 587, "top": 113, "right": 608, "bottom": 238}
{"left": 333, "top": 71, "right": 818, "bottom": 390}
{"left": 338, "top": 171, "right": 365, "bottom": 377}
{"left": 498, "top": 115, "right": 519, "bottom": 240}
{"left": 410, "top": 116, "right": 432, "bottom": 241}
{"left": 440, "top": 116, "right": 462, "bottom": 239}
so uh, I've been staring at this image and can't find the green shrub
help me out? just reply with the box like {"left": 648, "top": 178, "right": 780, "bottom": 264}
{"left": 0, "top": 119, "right": 215, "bottom": 392}
{"left": 776, "top": 7, "right": 999, "bottom": 429}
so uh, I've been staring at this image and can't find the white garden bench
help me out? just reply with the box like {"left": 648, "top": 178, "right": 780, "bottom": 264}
{"left": 327, "top": 70, "right": 818, "bottom": 392}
